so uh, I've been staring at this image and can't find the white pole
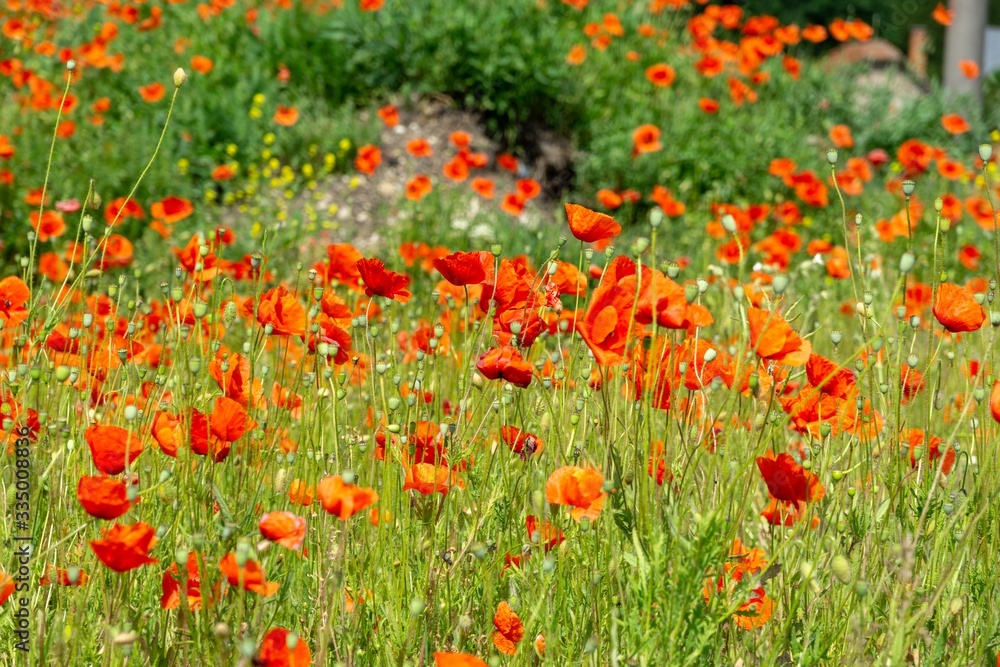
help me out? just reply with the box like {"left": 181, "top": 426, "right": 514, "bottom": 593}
{"left": 943, "top": 0, "right": 987, "bottom": 102}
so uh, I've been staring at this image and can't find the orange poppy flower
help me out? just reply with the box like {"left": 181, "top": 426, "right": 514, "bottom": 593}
{"left": 405, "top": 174, "right": 433, "bottom": 201}
{"left": 565, "top": 203, "right": 621, "bottom": 244}
{"left": 905, "top": 428, "right": 955, "bottom": 475}
{"left": 960, "top": 59, "right": 979, "bottom": 78}
{"left": 941, "top": 113, "right": 969, "bottom": 134}
{"left": 433, "top": 250, "right": 489, "bottom": 286}
{"left": 500, "top": 192, "right": 526, "bottom": 216}
{"left": 317, "top": 476, "right": 379, "bottom": 520}
{"left": 90, "top": 522, "right": 158, "bottom": 572}
{"left": 355, "top": 144, "right": 382, "bottom": 175}
{"left": 477, "top": 346, "right": 533, "bottom": 388}
{"left": 829, "top": 124, "right": 853, "bottom": 148}
{"left": 406, "top": 138, "right": 433, "bottom": 157}
{"left": 0, "top": 276, "right": 30, "bottom": 328}
{"left": 104, "top": 196, "right": 145, "bottom": 225}
{"left": 259, "top": 512, "right": 307, "bottom": 550}
{"left": 492, "top": 601, "right": 525, "bottom": 655}
{"left": 150, "top": 195, "right": 193, "bottom": 224}
{"left": 77, "top": 475, "right": 133, "bottom": 520}
{"left": 273, "top": 105, "right": 299, "bottom": 127}
{"left": 734, "top": 587, "right": 776, "bottom": 630}
{"left": 85, "top": 424, "right": 143, "bottom": 475}
{"left": 932, "top": 2, "right": 952, "bottom": 25}
{"left": 39, "top": 252, "right": 68, "bottom": 282}
{"left": 958, "top": 244, "right": 981, "bottom": 271}
{"left": 755, "top": 451, "right": 824, "bottom": 503}
{"left": 403, "top": 463, "right": 462, "bottom": 496}
{"left": 161, "top": 556, "right": 210, "bottom": 611}
{"left": 29, "top": 210, "right": 65, "bottom": 242}
{"left": 469, "top": 177, "right": 495, "bottom": 199}
{"left": 645, "top": 63, "right": 675, "bottom": 87}
{"left": 526, "top": 514, "right": 565, "bottom": 551}
{"left": 497, "top": 153, "right": 519, "bottom": 173}
{"left": 632, "top": 123, "right": 662, "bottom": 155}
{"left": 377, "top": 103, "right": 399, "bottom": 127}
{"left": 211, "top": 164, "right": 236, "bottom": 181}
{"left": 258, "top": 627, "right": 312, "bottom": 667}
{"left": 257, "top": 285, "right": 307, "bottom": 337}
{"left": 288, "top": 480, "right": 315, "bottom": 506}
{"left": 40, "top": 566, "right": 89, "bottom": 587}
{"left": 933, "top": 282, "right": 985, "bottom": 332}
{"left": 434, "top": 653, "right": 487, "bottom": 667}
{"left": 357, "top": 258, "right": 411, "bottom": 303}
{"left": 990, "top": 380, "right": 1000, "bottom": 423}
{"left": 138, "top": 82, "right": 165, "bottom": 103}
{"left": 746, "top": 307, "right": 811, "bottom": 366}
{"left": 449, "top": 131, "right": 472, "bottom": 149}
{"left": 801, "top": 25, "right": 827, "bottom": 42}
{"left": 545, "top": 465, "right": 606, "bottom": 522}
{"left": 191, "top": 55, "right": 214, "bottom": 74}
{"left": 566, "top": 44, "right": 587, "bottom": 65}
{"left": 218, "top": 553, "right": 279, "bottom": 596}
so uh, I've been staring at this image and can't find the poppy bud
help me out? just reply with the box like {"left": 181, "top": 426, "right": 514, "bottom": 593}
{"left": 980, "top": 143, "right": 993, "bottom": 162}
{"left": 826, "top": 149, "right": 838, "bottom": 165}
{"left": 409, "top": 598, "right": 425, "bottom": 616}
{"left": 721, "top": 214, "right": 737, "bottom": 234}
{"left": 772, "top": 274, "right": 789, "bottom": 295}
{"left": 82, "top": 214, "right": 93, "bottom": 232}
{"left": 649, "top": 208, "right": 663, "bottom": 228}
{"left": 901, "top": 180, "right": 915, "bottom": 196}
{"left": 173, "top": 68, "right": 187, "bottom": 88}
{"left": 831, "top": 554, "right": 851, "bottom": 584}
{"left": 830, "top": 330, "right": 842, "bottom": 345}
{"left": 899, "top": 251, "right": 915, "bottom": 274}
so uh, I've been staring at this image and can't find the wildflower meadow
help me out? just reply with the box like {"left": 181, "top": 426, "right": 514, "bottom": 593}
{"left": 3, "top": 0, "right": 1000, "bottom": 665}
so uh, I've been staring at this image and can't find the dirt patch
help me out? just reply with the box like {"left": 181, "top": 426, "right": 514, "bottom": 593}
{"left": 291, "top": 94, "right": 570, "bottom": 257}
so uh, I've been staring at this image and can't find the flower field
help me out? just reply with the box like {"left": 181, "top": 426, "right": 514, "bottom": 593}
{"left": 2, "top": 0, "right": 1000, "bottom": 665}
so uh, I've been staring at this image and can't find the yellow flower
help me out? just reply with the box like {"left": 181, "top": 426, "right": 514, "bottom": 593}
{"left": 991, "top": 129, "right": 1000, "bottom": 142}
{"left": 252, "top": 93, "right": 266, "bottom": 106}
{"left": 889, "top": 161, "right": 902, "bottom": 173}
{"left": 327, "top": 204, "right": 339, "bottom": 215}
{"left": 263, "top": 132, "right": 276, "bottom": 146}
{"left": 284, "top": 189, "right": 294, "bottom": 199}
{"left": 339, "top": 138, "right": 351, "bottom": 152}
{"left": 251, "top": 221, "right": 263, "bottom": 238}
{"left": 308, "top": 144, "right": 318, "bottom": 156}
{"left": 302, "top": 164, "right": 314, "bottom": 178}
{"left": 226, "top": 143, "right": 238, "bottom": 157}
{"left": 349, "top": 177, "right": 360, "bottom": 189}
{"left": 269, "top": 157, "right": 280, "bottom": 170}
{"left": 261, "top": 149, "right": 272, "bottom": 160}
{"left": 276, "top": 210, "right": 288, "bottom": 221}
{"left": 249, "top": 107, "right": 263, "bottom": 119}
{"left": 307, "top": 179, "right": 318, "bottom": 190}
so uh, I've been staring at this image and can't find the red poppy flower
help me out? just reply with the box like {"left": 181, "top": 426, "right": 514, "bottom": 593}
{"left": 357, "top": 258, "right": 412, "bottom": 303}
{"left": 698, "top": 98, "right": 720, "bottom": 114}
{"left": 500, "top": 425, "right": 544, "bottom": 458}
{"left": 755, "top": 452, "right": 824, "bottom": 503}
{"left": 905, "top": 428, "right": 955, "bottom": 475}
{"left": 259, "top": 512, "right": 307, "bottom": 551}
{"left": 138, "top": 82, "right": 165, "bottom": 103}
{"left": 432, "top": 250, "right": 490, "bottom": 286}
{"left": 991, "top": 380, "right": 1000, "bottom": 423}
{"left": 645, "top": 63, "right": 675, "bottom": 87}
{"left": 500, "top": 192, "right": 526, "bottom": 216}
{"left": 565, "top": 203, "right": 622, "bottom": 243}
{"left": 90, "top": 522, "right": 158, "bottom": 572}
{"left": 0, "top": 275, "right": 30, "bottom": 328}
{"left": 960, "top": 59, "right": 979, "bottom": 78}
{"left": 29, "top": 210, "right": 65, "bottom": 242}
{"left": 354, "top": 144, "right": 382, "bottom": 175}
{"left": 477, "top": 346, "right": 533, "bottom": 388}
{"left": 932, "top": 2, "right": 952, "bottom": 25}
{"left": 0, "top": 573, "right": 13, "bottom": 606}
{"left": 161, "top": 552, "right": 213, "bottom": 610}
{"left": 218, "top": 553, "right": 279, "bottom": 596}
{"left": 257, "top": 285, "right": 307, "bottom": 337}
{"left": 190, "top": 396, "right": 257, "bottom": 462}
{"left": 933, "top": 282, "right": 985, "bottom": 333}
{"left": 829, "top": 124, "right": 853, "bottom": 148}
{"left": 492, "top": 601, "right": 525, "bottom": 655}
{"left": 525, "top": 515, "right": 564, "bottom": 551}
{"left": 85, "top": 424, "right": 143, "bottom": 475}
{"left": 470, "top": 177, "right": 495, "bottom": 199}
{"left": 317, "top": 476, "right": 379, "bottom": 520}
{"left": 545, "top": 466, "right": 606, "bottom": 522}
{"left": 406, "top": 138, "right": 433, "bottom": 157}
{"left": 77, "top": 475, "right": 133, "bottom": 520}
{"left": 405, "top": 174, "right": 433, "bottom": 201}
{"left": 258, "top": 627, "right": 312, "bottom": 667}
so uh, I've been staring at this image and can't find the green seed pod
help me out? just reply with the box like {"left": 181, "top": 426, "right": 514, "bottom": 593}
{"left": 831, "top": 554, "right": 851, "bottom": 584}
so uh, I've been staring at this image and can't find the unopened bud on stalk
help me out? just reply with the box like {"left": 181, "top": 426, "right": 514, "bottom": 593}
{"left": 649, "top": 208, "right": 663, "bottom": 228}
{"left": 826, "top": 149, "right": 838, "bottom": 165}
{"left": 899, "top": 251, "right": 915, "bottom": 274}
{"left": 772, "top": 274, "right": 789, "bottom": 295}
{"left": 721, "top": 214, "right": 737, "bottom": 234}
{"left": 901, "top": 180, "right": 915, "bottom": 196}
{"left": 173, "top": 68, "right": 187, "bottom": 88}
{"left": 980, "top": 143, "right": 993, "bottom": 162}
